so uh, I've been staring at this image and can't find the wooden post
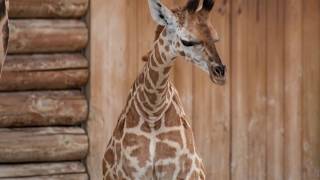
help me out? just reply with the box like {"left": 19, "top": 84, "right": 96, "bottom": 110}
{"left": 86, "top": 1, "right": 129, "bottom": 179}
{"left": 231, "top": 0, "right": 249, "bottom": 179}
{"left": 9, "top": 0, "right": 89, "bottom": 18}
{"left": 247, "top": 0, "right": 267, "bottom": 179}
{"left": 284, "top": 0, "right": 303, "bottom": 179}
{"left": 266, "top": 0, "right": 285, "bottom": 180}
{"left": 302, "top": 0, "right": 320, "bottom": 179}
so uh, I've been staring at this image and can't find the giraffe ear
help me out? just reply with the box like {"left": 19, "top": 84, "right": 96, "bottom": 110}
{"left": 147, "top": 0, "right": 177, "bottom": 27}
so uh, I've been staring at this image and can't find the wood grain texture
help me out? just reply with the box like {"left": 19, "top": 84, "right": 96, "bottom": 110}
{"left": 86, "top": 1, "right": 320, "bottom": 179}
{"left": 247, "top": 0, "right": 267, "bottom": 179}
{"left": 192, "top": 0, "right": 231, "bottom": 179}
{"left": 3, "top": 54, "right": 88, "bottom": 71}
{"left": 231, "top": 0, "right": 249, "bottom": 179}
{"left": 8, "top": 20, "right": 88, "bottom": 53}
{"left": 284, "top": 0, "right": 303, "bottom": 179}
{"left": 302, "top": 0, "right": 320, "bottom": 179}
{"left": 0, "top": 162, "right": 86, "bottom": 178}
{"left": 0, "top": 70, "right": 88, "bottom": 91}
{"left": 0, "top": 174, "right": 88, "bottom": 180}
{"left": 266, "top": 0, "right": 285, "bottom": 180}
{"left": 0, "top": 91, "right": 88, "bottom": 127}
{"left": 9, "top": 0, "right": 89, "bottom": 18}
{"left": 0, "top": 127, "right": 88, "bottom": 163}
{"left": 86, "top": 1, "right": 129, "bottom": 179}
{"left": 0, "top": 54, "right": 88, "bottom": 91}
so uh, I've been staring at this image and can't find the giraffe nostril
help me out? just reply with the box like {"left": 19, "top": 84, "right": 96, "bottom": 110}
{"left": 213, "top": 65, "right": 225, "bottom": 77}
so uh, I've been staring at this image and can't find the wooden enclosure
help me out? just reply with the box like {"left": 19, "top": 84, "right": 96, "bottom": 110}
{"left": 0, "top": 0, "right": 89, "bottom": 179}
{"left": 88, "top": 0, "right": 320, "bottom": 180}
{"left": 0, "top": 0, "right": 319, "bottom": 180}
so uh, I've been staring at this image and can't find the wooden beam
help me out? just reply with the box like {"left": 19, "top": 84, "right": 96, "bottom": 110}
{"left": 3, "top": 54, "right": 88, "bottom": 71}
{"left": 0, "top": 162, "right": 86, "bottom": 178}
{"left": 8, "top": 20, "right": 88, "bottom": 54}
{"left": 0, "top": 174, "right": 88, "bottom": 180}
{"left": 0, "top": 54, "right": 88, "bottom": 91}
{"left": 9, "top": 0, "right": 89, "bottom": 18}
{"left": 0, "top": 127, "right": 88, "bottom": 163}
{"left": 0, "top": 91, "right": 88, "bottom": 128}
{"left": 0, "top": 70, "right": 88, "bottom": 91}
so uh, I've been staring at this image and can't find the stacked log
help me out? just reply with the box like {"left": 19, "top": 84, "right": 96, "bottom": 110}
{"left": 9, "top": 0, "right": 89, "bottom": 18}
{"left": 0, "top": 0, "right": 90, "bottom": 179}
{"left": 0, "top": 162, "right": 86, "bottom": 178}
{"left": 0, "top": 91, "right": 87, "bottom": 127}
{"left": 0, "top": 54, "right": 89, "bottom": 91}
{"left": 8, "top": 20, "right": 88, "bottom": 54}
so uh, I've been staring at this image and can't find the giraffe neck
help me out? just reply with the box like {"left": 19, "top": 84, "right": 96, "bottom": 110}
{"left": 134, "top": 28, "right": 177, "bottom": 123}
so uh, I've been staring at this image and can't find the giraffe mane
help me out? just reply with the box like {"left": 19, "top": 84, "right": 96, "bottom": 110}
{"left": 142, "top": 25, "right": 165, "bottom": 62}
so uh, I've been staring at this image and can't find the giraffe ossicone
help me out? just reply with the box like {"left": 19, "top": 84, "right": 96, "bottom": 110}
{"left": 102, "top": 0, "right": 226, "bottom": 179}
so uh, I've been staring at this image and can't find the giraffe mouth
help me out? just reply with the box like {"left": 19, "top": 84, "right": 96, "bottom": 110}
{"left": 209, "top": 64, "right": 226, "bottom": 85}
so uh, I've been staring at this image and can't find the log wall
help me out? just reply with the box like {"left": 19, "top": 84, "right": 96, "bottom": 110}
{"left": 88, "top": 0, "right": 320, "bottom": 180}
{"left": 0, "top": 0, "right": 89, "bottom": 179}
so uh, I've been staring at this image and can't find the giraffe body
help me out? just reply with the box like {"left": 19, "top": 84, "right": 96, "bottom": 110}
{"left": 103, "top": 81, "right": 205, "bottom": 179}
{"left": 103, "top": 0, "right": 226, "bottom": 179}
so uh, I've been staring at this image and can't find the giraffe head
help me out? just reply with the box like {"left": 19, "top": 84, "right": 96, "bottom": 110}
{"left": 148, "top": 0, "right": 226, "bottom": 85}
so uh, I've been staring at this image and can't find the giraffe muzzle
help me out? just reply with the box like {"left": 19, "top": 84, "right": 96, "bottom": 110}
{"left": 209, "top": 64, "right": 226, "bottom": 85}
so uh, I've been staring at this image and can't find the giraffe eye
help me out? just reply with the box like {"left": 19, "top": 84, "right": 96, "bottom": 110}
{"left": 181, "top": 39, "right": 201, "bottom": 47}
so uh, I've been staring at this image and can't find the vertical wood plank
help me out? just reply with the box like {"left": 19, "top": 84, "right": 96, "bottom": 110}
{"left": 266, "top": 0, "right": 285, "bottom": 179}
{"left": 203, "top": 0, "right": 231, "bottom": 179}
{"left": 192, "top": 0, "right": 231, "bottom": 179}
{"left": 87, "top": 1, "right": 129, "bottom": 179}
{"left": 247, "top": 0, "right": 267, "bottom": 179}
{"left": 231, "top": 0, "right": 249, "bottom": 179}
{"left": 302, "top": 0, "right": 320, "bottom": 179}
{"left": 284, "top": 0, "right": 303, "bottom": 179}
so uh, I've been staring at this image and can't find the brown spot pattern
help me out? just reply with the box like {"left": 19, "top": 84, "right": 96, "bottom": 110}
{"left": 123, "top": 155, "right": 136, "bottom": 179}
{"left": 163, "top": 66, "right": 171, "bottom": 74}
{"left": 183, "top": 121, "right": 195, "bottom": 153}
{"left": 126, "top": 106, "right": 139, "bottom": 128}
{"left": 104, "top": 149, "right": 115, "bottom": 167}
{"left": 157, "top": 130, "right": 183, "bottom": 148}
{"left": 141, "top": 121, "right": 151, "bottom": 133}
{"left": 165, "top": 45, "right": 170, "bottom": 52}
{"left": 177, "top": 154, "right": 193, "bottom": 179}
{"left": 156, "top": 163, "right": 176, "bottom": 179}
{"left": 149, "top": 67, "right": 159, "bottom": 83}
{"left": 114, "top": 119, "right": 125, "bottom": 140}
{"left": 159, "top": 38, "right": 164, "bottom": 45}
{"left": 123, "top": 133, "right": 150, "bottom": 167}
{"left": 165, "top": 105, "right": 181, "bottom": 127}
{"left": 155, "top": 142, "right": 176, "bottom": 160}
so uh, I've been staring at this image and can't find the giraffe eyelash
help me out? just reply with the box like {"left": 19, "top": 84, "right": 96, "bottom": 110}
{"left": 180, "top": 39, "right": 201, "bottom": 47}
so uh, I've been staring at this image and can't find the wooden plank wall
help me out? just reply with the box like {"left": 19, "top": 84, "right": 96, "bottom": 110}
{"left": 88, "top": 0, "right": 320, "bottom": 179}
{"left": 0, "top": 0, "right": 89, "bottom": 179}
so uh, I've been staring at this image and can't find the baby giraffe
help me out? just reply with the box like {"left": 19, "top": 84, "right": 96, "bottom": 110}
{"left": 102, "top": 0, "right": 226, "bottom": 179}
